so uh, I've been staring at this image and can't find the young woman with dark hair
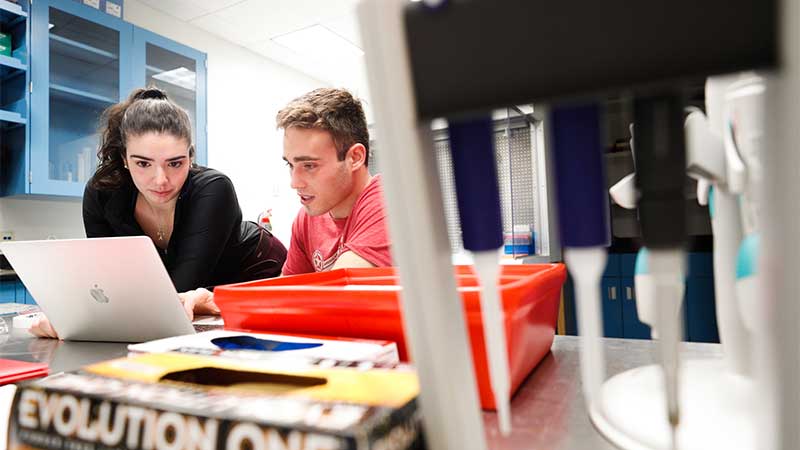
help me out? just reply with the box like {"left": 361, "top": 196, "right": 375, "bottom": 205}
{"left": 30, "top": 87, "right": 287, "bottom": 338}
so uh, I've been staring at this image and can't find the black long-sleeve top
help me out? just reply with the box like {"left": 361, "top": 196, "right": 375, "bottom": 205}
{"left": 83, "top": 167, "right": 267, "bottom": 292}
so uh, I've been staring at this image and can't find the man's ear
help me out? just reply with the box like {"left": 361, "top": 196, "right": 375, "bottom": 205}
{"left": 347, "top": 143, "right": 367, "bottom": 170}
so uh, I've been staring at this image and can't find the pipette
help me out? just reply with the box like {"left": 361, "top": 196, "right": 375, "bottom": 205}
{"left": 632, "top": 94, "right": 687, "bottom": 450}
{"left": 610, "top": 126, "right": 685, "bottom": 347}
{"left": 448, "top": 116, "right": 512, "bottom": 435}
{"left": 724, "top": 75, "right": 766, "bottom": 334}
{"left": 614, "top": 89, "right": 752, "bottom": 376}
{"left": 549, "top": 104, "right": 610, "bottom": 403}
{"left": 686, "top": 81, "right": 752, "bottom": 376}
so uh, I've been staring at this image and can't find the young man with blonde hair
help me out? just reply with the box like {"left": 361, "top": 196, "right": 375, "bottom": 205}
{"left": 277, "top": 88, "right": 392, "bottom": 275}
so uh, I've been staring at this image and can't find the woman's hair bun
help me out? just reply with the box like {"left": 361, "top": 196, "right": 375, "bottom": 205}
{"left": 132, "top": 87, "right": 168, "bottom": 101}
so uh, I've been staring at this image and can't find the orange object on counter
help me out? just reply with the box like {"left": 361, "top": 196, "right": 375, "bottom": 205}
{"left": 214, "top": 264, "right": 566, "bottom": 410}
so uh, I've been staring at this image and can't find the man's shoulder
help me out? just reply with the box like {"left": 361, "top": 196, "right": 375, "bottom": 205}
{"left": 353, "top": 174, "right": 387, "bottom": 211}
{"left": 367, "top": 173, "right": 384, "bottom": 191}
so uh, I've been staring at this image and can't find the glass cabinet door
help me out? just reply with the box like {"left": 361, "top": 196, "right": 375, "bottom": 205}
{"left": 133, "top": 28, "right": 207, "bottom": 166}
{"left": 30, "top": 0, "right": 131, "bottom": 196}
{"left": 0, "top": 0, "right": 29, "bottom": 196}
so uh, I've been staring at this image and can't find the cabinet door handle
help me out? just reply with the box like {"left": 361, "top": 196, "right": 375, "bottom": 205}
{"left": 626, "top": 286, "right": 633, "bottom": 300}
{"left": 609, "top": 286, "right": 617, "bottom": 300}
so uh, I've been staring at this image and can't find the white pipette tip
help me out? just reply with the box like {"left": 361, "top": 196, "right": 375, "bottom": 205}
{"left": 473, "top": 249, "right": 512, "bottom": 436}
{"left": 563, "top": 246, "right": 607, "bottom": 404}
{"left": 496, "top": 390, "right": 512, "bottom": 436}
{"left": 650, "top": 249, "right": 684, "bottom": 450}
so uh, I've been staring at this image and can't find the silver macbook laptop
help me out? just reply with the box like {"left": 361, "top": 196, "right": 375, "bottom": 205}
{"left": 0, "top": 236, "right": 195, "bottom": 342}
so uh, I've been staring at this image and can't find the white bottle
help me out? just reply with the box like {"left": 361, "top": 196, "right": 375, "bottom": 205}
{"left": 77, "top": 150, "right": 87, "bottom": 183}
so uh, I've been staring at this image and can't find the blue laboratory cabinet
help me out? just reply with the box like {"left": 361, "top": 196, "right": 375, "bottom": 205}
{"left": 0, "top": 0, "right": 30, "bottom": 197}
{"left": 2, "top": 0, "right": 206, "bottom": 197}
{"left": 598, "top": 254, "right": 651, "bottom": 339}
{"left": 600, "top": 275, "right": 624, "bottom": 338}
{"left": 0, "top": 278, "right": 15, "bottom": 302}
{"left": 30, "top": 0, "right": 132, "bottom": 197}
{"left": 132, "top": 28, "right": 207, "bottom": 166}
{"left": 0, "top": 277, "right": 34, "bottom": 304}
{"left": 564, "top": 252, "right": 718, "bottom": 343}
{"left": 684, "top": 252, "right": 719, "bottom": 343}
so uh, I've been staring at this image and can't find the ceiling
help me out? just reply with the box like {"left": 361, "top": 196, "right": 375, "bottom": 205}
{"left": 136, "top": 0, "right": 369, "bottom": 96}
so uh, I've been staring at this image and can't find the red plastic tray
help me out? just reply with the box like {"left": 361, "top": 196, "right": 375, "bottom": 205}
{"left": 214, "top": 264, "right": 566, "bottom": 410}
{"left": 0, "top": 359, "right": 49, "bottom": 385}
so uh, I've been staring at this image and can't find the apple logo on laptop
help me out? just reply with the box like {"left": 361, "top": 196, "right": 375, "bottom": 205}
{"left": 90, "top": 284, "right": 110, "bottom": 304}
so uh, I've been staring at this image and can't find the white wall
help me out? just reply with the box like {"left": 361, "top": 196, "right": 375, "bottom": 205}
{"left": 0, "top": 0, "right": 327, "bottom": 245}
{"left": 0, "top": 197, "right": 85, "bottom": 241}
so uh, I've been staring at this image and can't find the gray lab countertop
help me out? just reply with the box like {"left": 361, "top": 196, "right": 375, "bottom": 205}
{"left": 0, "top": 330, "right": 722, "bottom": 449}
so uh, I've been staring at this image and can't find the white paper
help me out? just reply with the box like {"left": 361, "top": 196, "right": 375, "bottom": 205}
{"left": 105, "top": 1, "right": 122, "bottom": 17}
{"left": 128, "top": 330, "right": 399, "bottom": 364}
{"left": 191, "top": 315, "right": 224, "bottom": 326}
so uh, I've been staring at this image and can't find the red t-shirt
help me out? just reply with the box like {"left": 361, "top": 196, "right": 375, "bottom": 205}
{"left": 282, "top": 175, "right": 392, "bottom": 275}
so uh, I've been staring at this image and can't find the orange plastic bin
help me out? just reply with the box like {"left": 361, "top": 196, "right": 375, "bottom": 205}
{"left": 214, "top": 263, "right": 567, "bottom": 410}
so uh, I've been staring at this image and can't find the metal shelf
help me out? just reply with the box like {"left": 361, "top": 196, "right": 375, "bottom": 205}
{"left": 50, "top": 83, "right": 115, "bottom": 106}
{"left": 0, "top": 54, "right": 25, "bottom": 80}
{"left": 0, "top": 108, "right": 26, "bottom": 130}
{"left": 50, "top": 34, "right": 117, "bottom": 66}
{"left": 0, "top": 0, "right": 26, "bottom": 28}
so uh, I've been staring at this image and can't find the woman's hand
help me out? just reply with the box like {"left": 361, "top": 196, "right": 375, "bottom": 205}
{"left": 177, "top": 288, "right": 219, "bottom": 321}
{"left": 28, "top": 314, "right": 60, "bottom": 339}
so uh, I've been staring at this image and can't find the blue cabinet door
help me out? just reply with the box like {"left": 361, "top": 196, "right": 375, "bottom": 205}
{"left": 603, "top": 254, "right": 621, "bottom": 278}
{"left": 17, "top": 281, "right": 33, "bottom": 304}
{"left": 13, "top": 279, "right": 25, "bottom": 303}
{"left": 0, "top": 0, "right": 30, "bottom": 196}
{"left": 131, "top": 27, "right": 207, "bottom": 166}
{"left": 563, "top": 256, "right": 627, "bottom": 337}
{"left": 29, "top": 0, "right": 132, "bottom": 196}
{"left": 621, "top": 276, "right": 651, "bottom": 339}
{"left": 602, "top": 277, "right": 624, "bottom": 338}
{"left": 684, "top": 253, "right": 719, "bottom": 343}
{"left": 685, "top": 276, "right": 719, "bottom": 343}
{"left": 0, "top": 279, "right": 15, "bottom": 303}
{"left": 620, "top": 253, "right": 637, "bottom": 277}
